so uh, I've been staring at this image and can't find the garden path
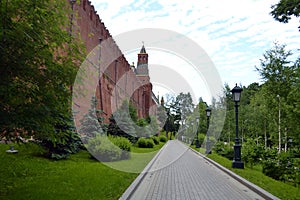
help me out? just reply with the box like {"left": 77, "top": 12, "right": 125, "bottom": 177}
{"left": 120, "top": 140, "right": 279, "bottom": 200}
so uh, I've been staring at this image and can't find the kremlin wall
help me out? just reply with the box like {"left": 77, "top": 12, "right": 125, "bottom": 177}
{"left": 71, "top": 0, "right": 158, "bottom": 123}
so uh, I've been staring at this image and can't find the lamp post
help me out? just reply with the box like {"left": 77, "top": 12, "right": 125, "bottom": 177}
{"left": 195, "top": 116, "right": 200, "bottom": 148}
{"left": 205, "top": 106, "right": 212, "bottom": 154}
{"left": 231, "top": 84, "right": 244, "bottom": 169}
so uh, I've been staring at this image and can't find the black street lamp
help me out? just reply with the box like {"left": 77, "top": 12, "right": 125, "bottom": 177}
{"left": 231, "top": 84, "right": 244, "bottom": 169}
{"left": 205, "top": 106, "right": 212, "bottom": 154}
{"left": 195, "top": 116, "right": 200, "bottom": 148}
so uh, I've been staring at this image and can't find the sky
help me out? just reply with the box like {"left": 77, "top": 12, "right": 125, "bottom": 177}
{"left": 91, "top": 0, "right": 299, "bottom": 103}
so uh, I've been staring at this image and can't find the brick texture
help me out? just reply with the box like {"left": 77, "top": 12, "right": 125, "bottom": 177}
{"left": 70, "top": 0, "right": 156, "bottom": 123}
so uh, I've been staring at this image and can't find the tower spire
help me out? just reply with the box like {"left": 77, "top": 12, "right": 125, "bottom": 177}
{"left": 140, "top": 41, "right": 146, "bottom": 54}
{"left": 136, "top": 42, "right": 148, "bottom": 75}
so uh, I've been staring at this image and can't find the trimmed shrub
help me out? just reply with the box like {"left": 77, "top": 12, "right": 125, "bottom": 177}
{"left": 137, "top": 138, "right": 146, "bottom": 147}
{"left": 151, "top": 136, "right": 160, "bottom": 145}
{"left": 137, "top": 138, "right": 154, "bottom": 148}
{"left": 109, "top": 136, "right": 131, "bottom": 152}
{"left": 87, "top": 135, "right": 131, "bottom": 162}
{"left": 109, "top": 136, "right": 131, "bottom": 159}
{"left": 146, "top": 139, "right": 155, "bottom": 148}
{"left": 159, "top": 135, "right": 167, "bottom": 143}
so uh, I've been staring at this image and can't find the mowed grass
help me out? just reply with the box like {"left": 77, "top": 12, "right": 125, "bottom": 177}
{"left": 0, "top": 143, "right": 148, "bottom": 200}
{"left": 106, "top": 142, "right": 165, "bottom": 173}
{"left": 206, "top": 152, "right": 300, "bottom": 200}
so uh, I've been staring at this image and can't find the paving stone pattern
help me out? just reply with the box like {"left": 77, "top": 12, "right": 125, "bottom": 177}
{"left": 127, "top": 140, "right": 264, "bottom": 200}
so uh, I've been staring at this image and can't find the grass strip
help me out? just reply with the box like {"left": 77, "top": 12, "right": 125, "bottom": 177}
{"left": 0, "top": 142, "right": 165, "bottom": 200}
{"left": 191, "top": 146, "right": 300, "bottom": 200}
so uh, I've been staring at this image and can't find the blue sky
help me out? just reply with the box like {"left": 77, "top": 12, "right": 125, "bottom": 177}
{"left": 91, "top": 0, "right": 299, "bottom": 102}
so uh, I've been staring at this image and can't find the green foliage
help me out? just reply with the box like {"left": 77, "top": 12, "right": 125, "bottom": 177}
{"left": 271, "top": 0, "right": 300, "bottom": 31}
{"left": 137, "top": 138, "right": 155, "bottom": 148}
{"left": 39, "top": 129, "right": 82, "bottom": 160}
{"left": 0, "top": 144, "right": 137, "bottom": 199}
{"left": 207, "top": 152, "right": 300, "bottom": 199}
{"left": 174, "top": 92, "right": 194, "bottom": 125}
{"left": 162, "top": 92, "right": 194, "bottom": 134}
{"left": 151, "top": 136, "right": 160, "bottom": 145}
{"left": 129, "top": 100, "right": 138, "bottom": 123}
{"left": 79, "top": 96, "right": 106, "bottom": 144}
{"left": 37, "top": 113, "right": 83, "bottom": 160}
{"left": 87, "top": 134, "right": 130, "bottom": 162}
{"left": 0, "top": 0, "right": 85, "bottom": 158}
{"left": 147, "top": 116, "right": 160, "bottom": 135}
{"left": 136, "top": 118, "right": 151, "bottom": 137}
{"left": 262, "top": 151, "right": 300, "bottom": 185}
{"left": 137, "top": 138, "right": 147, "bottom": 148}
{"left": 109, "top": 136, "right": 131, "bottom": 160}
{"left": 109, "top": 136, "right": 131, "bottom": 152}
{"left": 136, "top": 118, "right": 148, "bottom": 127}
{"left": 108, "top": 100, "right": 138, "bottom": 142}
{"left": 196, "top": 99, "right": 210, "bottom": 134}
{"left": 159, "top": 135, "right": 168, "bottom": 143}
{"left": 198, "top": 134, "right": 206, "bottom": 145}
{"left": 213, "top": 141, "right": 234, "bottom": 160}
{"left": 220, "top": 43, "right": 300, "bottom": 165}
{"left": 156, "top": 105, "right": 167, "bottom": 128}
{"left": 242, "top": 138, "right": 264, "bottom": 168}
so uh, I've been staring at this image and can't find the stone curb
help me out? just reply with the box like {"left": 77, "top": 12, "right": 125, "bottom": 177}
{"left": 119, "top": 141, "right": 169, "bottom": 200}
{"left": 189, "top": 147, "right": 280, "bottom": 200}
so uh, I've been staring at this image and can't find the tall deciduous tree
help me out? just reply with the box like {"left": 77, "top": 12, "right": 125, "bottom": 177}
{"left": 173, "top": 92, "right": 194, "bottom": 125}
{"left": 286, "top": 57, "right": 300, "bottom": 146}
{"left": 255, "top": 42, "right": 295, "bottom": 151}
{"left": 270, "top": 0, "right": 300, "bottom": 31}
{"left": 0, "top": 0, "right": 85, "bottom": 157}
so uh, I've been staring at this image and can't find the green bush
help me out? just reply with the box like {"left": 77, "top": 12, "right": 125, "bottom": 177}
{"left": 146, "top": 139, "right": 155, "bottom": 148}
{"left": 159, "top": 135, "right": 167, "bottom": 143}
{"left": 87, "top": 134, "right": 131, "bottom": 162}
{"left": 137, "top": 138, "right": 154, "bottom": 148}
{"left": 213, "top": 141, "right": 234, "bottom": 160}
{"left": 108, "top": 136, "right": 131, "bottom": 159}
{"left": 242, "top": 138, "right": 264, "bottom": 168}
{"left": 151, "top": 136, "right": 160, "bottom": 145}
{"left": 39, "top": 130, "right": 83, "bottom": 160}
{"left": 262, "top": 159, "right": 281, "bottom": 180}
{"left": 262, "top": 152, "right": 298, "bottom": 184}
{"left": 193, "top": 134, "right": 206, "bottom": 146}
{"left": 109, "top": 136, "right": 131, "bottom": 151}
{"left": 198, "top": 134, "right": 205, "bottom": 145}
{"left": 137, "top": 137, "right": 146, "bottom": 147}
{"left": 37, "top": 114, "right": 83, "bottom": 160}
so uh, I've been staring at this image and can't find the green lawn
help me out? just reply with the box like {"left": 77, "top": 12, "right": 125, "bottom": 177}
{"left": 104, "top": 142, "right": 165, "bottom": 173}
{"left": 0, "top": 142, "right": 165, "bottom": 200}
{"left": 191, "top": 146, "right": 300, "bottom": 200}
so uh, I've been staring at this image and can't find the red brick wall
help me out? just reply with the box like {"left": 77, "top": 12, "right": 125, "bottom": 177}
{"left": 71, "top": 0, "right": 156, "bottom": 123}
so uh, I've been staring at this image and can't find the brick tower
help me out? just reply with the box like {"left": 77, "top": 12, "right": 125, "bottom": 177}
{"left": 135, "top": 43, "right": 150, "bottom": 83}
{"left": 135, "top": 44, "right": 152, "bottom": 117}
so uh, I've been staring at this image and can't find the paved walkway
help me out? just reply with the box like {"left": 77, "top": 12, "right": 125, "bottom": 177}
{"left": 120, "top": 140, "right": 279, "bottom": 200}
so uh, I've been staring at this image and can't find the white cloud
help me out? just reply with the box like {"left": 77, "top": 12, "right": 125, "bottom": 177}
{"left": 91, "top": 0, "right": 300, "bottom": 98}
